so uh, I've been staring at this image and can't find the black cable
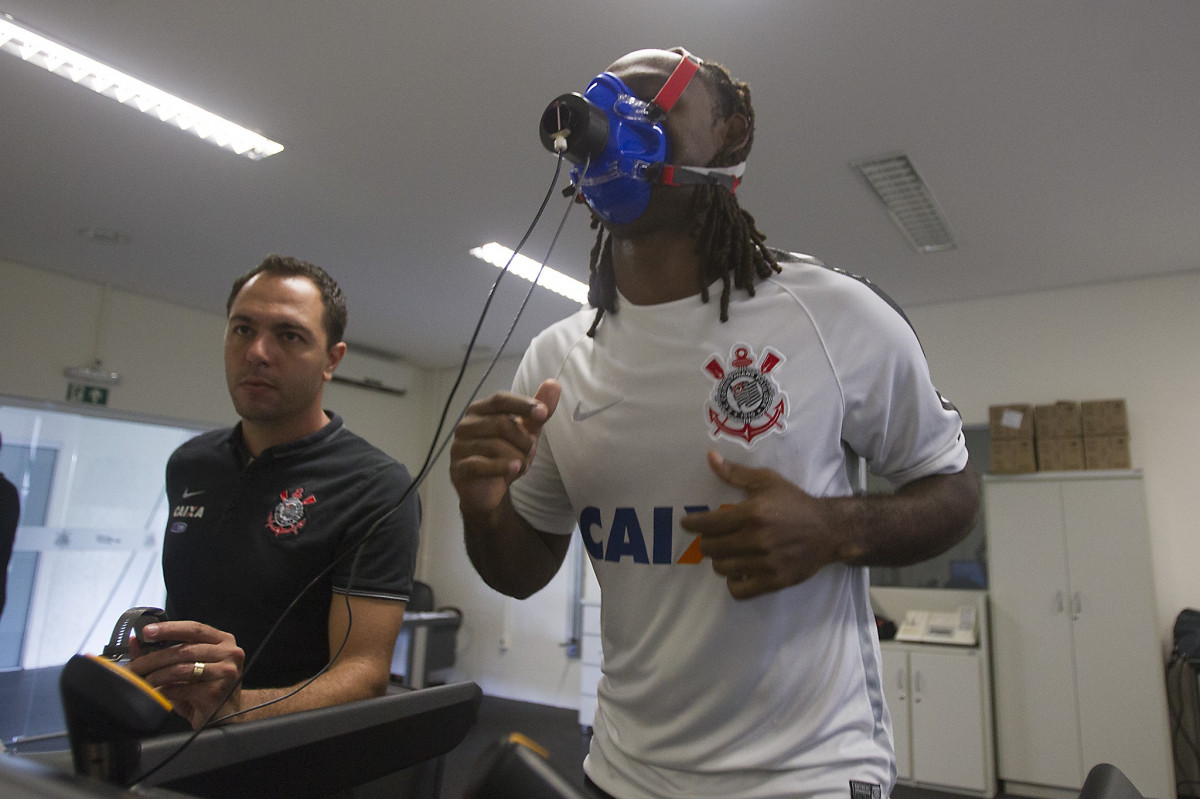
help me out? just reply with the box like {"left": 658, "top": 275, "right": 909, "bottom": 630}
{"left": 75, "top": 550, "right": 136, "bottom": 655}
{"left": 338, "top": 151, "right": 584, "bottom": 596}
{"left": 413, "top": 152, "right": 569, "bottom": 483}
{"left": 127, "top": 600, "right": 353, "bottom": 786}
{"left": 421, "top": 162, "right": 582, "bottom": 471}
{"left": 129, "top": 151, "right": 575, "bottom": 788}
{"left": 211, "top": 589, "right": 354, "bottom": 724}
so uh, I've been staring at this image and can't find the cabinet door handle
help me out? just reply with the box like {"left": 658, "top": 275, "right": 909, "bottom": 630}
{"left": 1072, "top": 591, "right": 1082, "bottom": 620}
{"left": 913, "top": 670, "right": 922, "bottom": 701}
{"left": 1055, "top": 591, "right": 1065, "bottom": 613}
{"left": 896, "top": 668, "right": 907, "bottom": 700}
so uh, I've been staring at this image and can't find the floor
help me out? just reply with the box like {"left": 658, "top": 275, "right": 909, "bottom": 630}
{"left": 438, "top": 693, "right": 591, "bottom": 798}
{"left": 0, "top": 665, "right": 67, "bottom": 750}
{"left": 437, "top": 694, "right": 977, "bottom": 799}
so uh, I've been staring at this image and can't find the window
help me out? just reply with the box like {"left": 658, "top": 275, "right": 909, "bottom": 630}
{"left": 0, "top": 401, "right": 205, "bottom": 670}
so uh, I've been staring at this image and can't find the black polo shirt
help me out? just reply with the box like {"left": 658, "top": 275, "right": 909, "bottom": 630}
{"left": 162, "top": 413, "right": 419, "bottom": 688}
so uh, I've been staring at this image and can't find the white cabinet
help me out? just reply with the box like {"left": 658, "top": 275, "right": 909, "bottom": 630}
{"left": 984, "top": 472, "right": 1174, "bottom": 799}
{"left": 910, "top": 649, "right": 990, "bottom": 791}
{"left": 874, "top": 588, "right": 996, "bottom": 797}
{"left": 882, "top": 646, "right": 992, "bottom": 792}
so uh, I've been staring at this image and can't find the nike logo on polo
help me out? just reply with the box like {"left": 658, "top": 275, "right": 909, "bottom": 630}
{"left": 572, "top": 399, "right": 622, "bottom": 422}
{"left": 182, "top": 488, "right": 205, "bottom": 499}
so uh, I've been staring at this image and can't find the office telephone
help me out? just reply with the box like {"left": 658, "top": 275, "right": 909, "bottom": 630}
{"left": 895, "top": 605, "right": 978, "bottom": 646}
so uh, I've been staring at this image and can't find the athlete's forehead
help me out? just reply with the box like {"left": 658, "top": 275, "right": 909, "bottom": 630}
{"left": 606, "top": 48, "right": 690, "bottom": 101}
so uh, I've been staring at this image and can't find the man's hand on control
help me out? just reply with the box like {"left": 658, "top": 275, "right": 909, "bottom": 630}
{"left": 127, "top": 620, "right": 246, "bottom": 728}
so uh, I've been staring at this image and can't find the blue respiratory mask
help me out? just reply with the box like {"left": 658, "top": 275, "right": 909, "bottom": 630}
{"left": 538, "top": 56, "right": 746, "bottom": 226}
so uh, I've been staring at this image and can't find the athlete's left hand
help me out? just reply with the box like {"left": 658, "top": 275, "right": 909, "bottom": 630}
{"left": 679, "top": 450, "right": 855, "bottom": 599}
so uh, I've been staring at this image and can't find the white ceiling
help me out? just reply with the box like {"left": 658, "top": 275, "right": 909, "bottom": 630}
{"left": 3, "top": 1, "right": 1199, "bottom": 369}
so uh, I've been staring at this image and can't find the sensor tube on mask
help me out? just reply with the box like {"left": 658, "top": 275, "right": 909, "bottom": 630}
{"left": 538, "top": 55, "right": 744, "bottom": 226}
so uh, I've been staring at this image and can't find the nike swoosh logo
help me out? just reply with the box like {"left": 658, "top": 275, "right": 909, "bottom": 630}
{"left": 181, "top": 488, "right": 205, "bottom": 499}
{"left": 572, "top": 399, "right": 622, "bottom": 422}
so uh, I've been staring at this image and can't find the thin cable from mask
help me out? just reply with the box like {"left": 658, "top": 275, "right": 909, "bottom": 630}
{"left": 419, "top": 167, "right": 582, "bottom": 472}
{"left": 198, "top": 189, "right": 583, "bottom": 734}
{"left": 226, "top": 157, "right": 585, "bottom": 720}
{"left": 129, "top": 151, "right": 575, "bottom": 788}
{"left": 207, "top": 590, "right": 354, "bottom": 725}
{"left": 332, "top": 153, "right": 587, "bottom": 569}
{"left": 217, "top": 174, "right": 584, "bottom": 724}
{"left": 312, "top": 161, "right": 584, "bottom": 708}
{"left": 233, "top": 152, "right": 577, "bottom": 704}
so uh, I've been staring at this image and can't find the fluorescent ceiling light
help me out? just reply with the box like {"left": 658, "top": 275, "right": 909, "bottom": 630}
{"left": 0, "top": 15, "right": 283, "bottom": 160}
{"left": 853, "top": 153, "right": 956, "bottom": 253}
{"left": 470, "top": 242, "right": 589, "bottom": 306}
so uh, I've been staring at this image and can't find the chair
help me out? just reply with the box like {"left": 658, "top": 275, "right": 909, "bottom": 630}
{"left": 1077, "top": 764, "right": 1147, "bottom": 799}
{"left": 408, "top": 580, "right": 436, "bottom": 613}
{"left": 393, "top": 580, "right": 463, "bottom": 688}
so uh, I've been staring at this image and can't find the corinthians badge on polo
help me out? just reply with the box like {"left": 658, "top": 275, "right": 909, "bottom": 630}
{"left": 703, "top": 344, "right": 789, "bottom": 447}
{"left": 268, "top": 487, "right": 317, "bottom": 537}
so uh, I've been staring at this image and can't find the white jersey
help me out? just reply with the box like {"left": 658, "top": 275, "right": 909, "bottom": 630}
{"left": 510, "top": 255, "right": 968, "bottom": 799}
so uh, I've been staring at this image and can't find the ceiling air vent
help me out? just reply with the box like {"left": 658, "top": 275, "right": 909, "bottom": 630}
{"left": 853, "top": 153, "right": 956, "bottom": 253}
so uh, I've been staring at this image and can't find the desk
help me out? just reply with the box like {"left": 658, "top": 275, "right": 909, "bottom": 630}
{"left": 391, "top": 611, "right": 461, "bottom": 689}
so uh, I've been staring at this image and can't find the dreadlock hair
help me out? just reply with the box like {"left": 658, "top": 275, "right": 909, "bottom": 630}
{"left": 585, "top": 56, "right": 780, "bottom": 337}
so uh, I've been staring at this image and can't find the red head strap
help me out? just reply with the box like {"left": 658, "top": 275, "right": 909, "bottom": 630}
{"left": 650, "top": 56, "right": 700, "bottom": 116}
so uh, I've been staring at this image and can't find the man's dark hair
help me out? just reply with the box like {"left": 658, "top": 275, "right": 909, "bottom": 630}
{"left": 585, "top": 56, "right": 781, "bottom": 337}
{"left": 226, "top": 254, "right": 348, "bottom": 347}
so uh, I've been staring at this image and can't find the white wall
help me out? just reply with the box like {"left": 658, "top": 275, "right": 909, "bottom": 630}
{"left": 0, "top": 257, "right": 435, "bottom": 465}
{"left": 905, "top": 271, "right": 1200, "bottom": 645}
{"left": 5, "top": 255, "right": 1200, "bottom": 709}
{"left": 0, "top": 259, "right": 228, "bottom": 423}
{"left": 417, "top": 357, "right": 585, "bottom": 709}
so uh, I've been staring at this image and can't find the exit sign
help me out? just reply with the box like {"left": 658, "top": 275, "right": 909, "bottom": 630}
{"left": 66, "top": 383, "right": 109, "bottom": 405}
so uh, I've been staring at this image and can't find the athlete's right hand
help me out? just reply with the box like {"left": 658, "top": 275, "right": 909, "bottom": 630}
{"left": 449, "top": 379, "right": 561, "bottom": 519}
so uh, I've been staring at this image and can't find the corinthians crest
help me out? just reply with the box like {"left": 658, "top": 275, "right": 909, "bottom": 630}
{"left": 703, "top": 344, "right": 789, "bottom": 446}
{"left": 267, "top": 487, "right": 317, "bottom": 537}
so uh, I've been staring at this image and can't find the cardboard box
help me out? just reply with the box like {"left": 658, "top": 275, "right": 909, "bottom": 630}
{"left": 989, "top": 404, "right": 1033, "bottom": 440}
{"left": 990, "top": 438, "right": 1037, "bottom": 474}
{"left": 1036, "top": 437, "right": 1085, "bottom": 471}
{"left": 1084, "top": 434, "right": 1132, "bottom": 470}
{"left": 1034, "top": 402, "right": 1082, "bottom": 439}
{"left": 1081, "top": 399, "right": 1128, "bottom": 436}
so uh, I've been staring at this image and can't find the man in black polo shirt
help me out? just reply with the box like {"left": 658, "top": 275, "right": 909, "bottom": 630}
{"left": 128, "top": 254, "right": 419, "bottom": 729}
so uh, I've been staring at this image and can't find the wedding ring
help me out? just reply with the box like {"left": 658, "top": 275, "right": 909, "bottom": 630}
{"left": 192, "top": 661, "right": 206, "bottom": 681}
